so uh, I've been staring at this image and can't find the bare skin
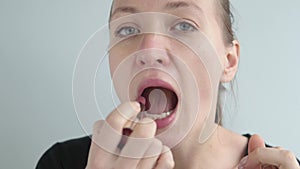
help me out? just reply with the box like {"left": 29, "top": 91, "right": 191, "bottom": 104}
{"left": 86, "top": 0, "right": 300, "bottom": 168}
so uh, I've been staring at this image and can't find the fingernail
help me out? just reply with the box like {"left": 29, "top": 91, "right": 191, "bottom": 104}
{"left": 238, "top": 156, "right": 248, "bottom": 169}
{"left": 139, "top": 102, "right": 146, "bottom": 112}
{"left": 130, "top": 101, "right": 140, "bottom": 112}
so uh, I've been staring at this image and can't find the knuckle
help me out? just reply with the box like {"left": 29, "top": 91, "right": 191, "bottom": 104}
{"left": 281, "top": 150, "right": 295, "bottom": 161}
{"left": 105, "top": 102, "right": 138, "bottom": 129}
{"left": 106, "top": 115, "right": 128, "bottom": 132}
{"left": 143, "top": 138, "right": 163, "bottom": 158}
{"left": 106, "top": 112, "right": 123, "bottom": 125}
{"left": 92, "top": 120, "right": 105, "bottom": 135}
{"left": 253, "top": 147, "right": 264, "bottom": 156}
{"left": 134, "top": 118, "right": 156, "bottom": 138}
{"left": 135, "top": 130, "right": 152, "bottom": 138}
{"left": 152, "top": 138, "right": 163, "bottom": 148}
{"left": 151, "top": 139, "right": 163, "bottom": 155}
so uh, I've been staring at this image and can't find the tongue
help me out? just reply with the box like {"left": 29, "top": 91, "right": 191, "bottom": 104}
{"left": 147, "top": 89, "right": 168, "bottom": 114}
{"left": 140, "top": 88, "right": 176, "bottom": 115}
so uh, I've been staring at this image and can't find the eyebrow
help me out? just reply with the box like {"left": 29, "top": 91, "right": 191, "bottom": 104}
{"left": 110, "top": 1, "right": 203, "bottom": 19}
{"left": 111, "top": 7, "right": 140, "bottom": 18}
{"left": 165, "top": 1, "right": 202, "bottom": 12}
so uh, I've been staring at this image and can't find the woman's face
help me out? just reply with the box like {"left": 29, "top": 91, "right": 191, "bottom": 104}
{"left": 108, "top": 0, "right": 230, "bottom": 146}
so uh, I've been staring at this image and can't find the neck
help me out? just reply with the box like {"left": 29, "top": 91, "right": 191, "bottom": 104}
{"left": 171, "top": 126, "right": 247, "bottom": 169}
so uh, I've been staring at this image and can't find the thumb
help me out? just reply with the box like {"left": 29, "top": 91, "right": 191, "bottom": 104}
{"left": 248, "top": 134, "right": 266, "bottom": 154}
{"left": 236, "top": 135, "right": 266, "bottom": 169}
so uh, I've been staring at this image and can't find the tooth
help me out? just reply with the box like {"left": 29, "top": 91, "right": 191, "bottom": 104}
{"left": 143, "top": 110, "right": 173, "bottom": 120}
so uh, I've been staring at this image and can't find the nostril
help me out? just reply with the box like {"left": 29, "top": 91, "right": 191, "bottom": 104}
{"left": 157, "top": 59, "right": 163, "bottom": 64}
{"left": 140, "top": 60, "right": 146, "bottom": 65}
{"left": 136, "top": 52, "right": 169, "bottom": 66}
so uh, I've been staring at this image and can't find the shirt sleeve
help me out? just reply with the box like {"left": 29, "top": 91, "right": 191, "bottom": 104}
{"left": 35, "top": 136, "right": 90, "bottom": 169}
{"left": 36, "top": 143, "right": 64, "bottom": 169}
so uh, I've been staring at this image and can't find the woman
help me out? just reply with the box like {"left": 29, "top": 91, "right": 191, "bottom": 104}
{"left": 37, "top": 0, "right": 300, "bottom": 168}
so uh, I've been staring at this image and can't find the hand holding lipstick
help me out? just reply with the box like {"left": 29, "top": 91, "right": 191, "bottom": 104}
{"left": 85, "top": 102, "right": 175, "bottom": 169}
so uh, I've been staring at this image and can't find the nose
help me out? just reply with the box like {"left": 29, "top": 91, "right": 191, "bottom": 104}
{"left": 135, "top": 34, "right": 171, "bottom": 67}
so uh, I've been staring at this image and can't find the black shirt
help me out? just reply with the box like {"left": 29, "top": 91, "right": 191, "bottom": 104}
{"left": 36, "top": 134, "right": 299, "bottom": 169}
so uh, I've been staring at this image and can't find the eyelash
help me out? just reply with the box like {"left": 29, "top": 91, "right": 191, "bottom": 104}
{"left": 115, "top": 26, "right": 141, "bottom": 38}
{"left": 171, "top": 20, "right": 198, "bottom": 32}
{"left": 114, "top": 20, "right": 198, "bottom": 37}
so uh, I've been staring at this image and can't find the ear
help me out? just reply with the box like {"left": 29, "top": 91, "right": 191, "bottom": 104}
{"left": 220, "top": 40, "right": 240, "bottom": 83}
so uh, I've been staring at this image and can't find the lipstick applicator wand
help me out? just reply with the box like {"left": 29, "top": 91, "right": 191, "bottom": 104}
{"left": 117, "top": 102, "right": 146, "bottom": 149}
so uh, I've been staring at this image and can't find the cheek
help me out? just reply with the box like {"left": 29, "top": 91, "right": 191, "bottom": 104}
{"left": 109, "top": 42, "right": 141, "bottom": 102}
{"left": 206, "top": 26, "right": 227, "bottom": 61}
{"left": 109, "top": 47, "right": 133, "bottom": 75}
{"left": 183, "top": 54, "right": 212, "bottom": 98}
{"left": 172, "top": 44, "right": 211, "bottom": 91}
{"left": 109, "top": 37, "right": 142, "bottom": 74}
{"left": 108, "top": 51, "right": 119, "bottom": 75}
{"left": 173, "top": 41, "right": 219, "bottom": 104}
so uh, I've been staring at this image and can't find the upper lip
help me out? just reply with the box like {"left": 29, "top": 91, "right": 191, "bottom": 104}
{"left": 137, "top": 78, "right": 178, "bottom": 100}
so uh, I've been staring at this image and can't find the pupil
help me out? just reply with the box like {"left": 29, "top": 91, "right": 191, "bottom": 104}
{"left": 182, "top": 23, "right": 189, "bottom": 30}
{"left": 128, "top": 28, "right": 134, "bottom": 34}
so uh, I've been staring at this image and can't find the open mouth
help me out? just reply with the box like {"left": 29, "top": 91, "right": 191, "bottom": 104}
{"left": 137, "top": 83, "right": 179, "bottom": 129}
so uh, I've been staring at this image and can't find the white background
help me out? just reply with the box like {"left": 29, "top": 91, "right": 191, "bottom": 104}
{"left": 0, "top": 0, "right": 299, "bottom": 169}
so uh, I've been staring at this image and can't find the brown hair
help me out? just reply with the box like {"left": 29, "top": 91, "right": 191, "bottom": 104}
{"left": 215, "top": 0, "right": 237, "bottom": 125}
{"left": 217, "top": 0, "right": 235, "bottom": 44}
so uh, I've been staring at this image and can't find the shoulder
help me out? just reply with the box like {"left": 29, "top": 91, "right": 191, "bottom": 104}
{"left": 36, "top": 136, "right": 91, "bottom": 169}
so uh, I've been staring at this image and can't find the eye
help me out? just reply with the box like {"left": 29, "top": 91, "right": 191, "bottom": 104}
{"left": 116, "top": 26, "right": 140, "bottom": 37}
{"left": 172, "top": 21, "right": 198, "bottom": 32}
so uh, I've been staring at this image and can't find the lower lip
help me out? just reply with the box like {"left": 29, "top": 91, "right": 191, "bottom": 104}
{"left": 154, "top": 110, "right": 176, "bottom": 129}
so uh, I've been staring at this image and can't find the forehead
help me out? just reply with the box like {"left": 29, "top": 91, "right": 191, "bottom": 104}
{"left": 111, "top": 0, "right": 215, "bottom": 18}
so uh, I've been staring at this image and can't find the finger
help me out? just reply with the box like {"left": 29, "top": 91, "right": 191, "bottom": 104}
{"left": 114, "top": 118, "right": 157, "bottom": 168}
{"left": 92, "top": 120, "right": 123, "bottom": 153}
{"left": 248, "top": 134, "right": 266, "bottom": 154}
{"left": 137, "top": 139, "right": 163, "bottom": 169}
{"left": 243, "top": 148, "right": 299, "bottom": 169}
{"left": 87, "top": 102, "right": 141, "bottom": 168}
{"left": 274, "top": 146, "right": 283, "bottom": 150}
{"left": 87, "top": 142, "right": 114, "bottom": 169}
{"left": 106, "top": 101, "right": 140, "bottom": 132}
{"left": 87, "top": 120, "right": 117, "bottom": 168}
{"left": 154, "top": 146, "right": 175, "bottom": 169}
{"left": 91, "top": 102, "right": 140, "bottom": 154}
